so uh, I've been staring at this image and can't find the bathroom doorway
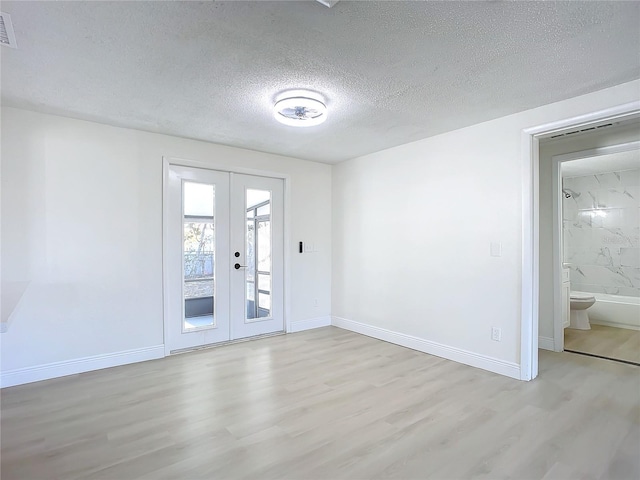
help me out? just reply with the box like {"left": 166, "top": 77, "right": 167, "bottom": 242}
{"left": 546, "top": 136, "right": 640, "bottom": 365}
{"left": 522, "top": 103, "right": 640, "bottom": 380}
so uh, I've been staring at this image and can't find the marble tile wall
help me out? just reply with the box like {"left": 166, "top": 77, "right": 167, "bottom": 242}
{"left": 563, "top": 168, "right": 640, "bottom": 297}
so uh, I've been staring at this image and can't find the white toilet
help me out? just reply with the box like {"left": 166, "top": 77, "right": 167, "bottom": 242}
{"left": 569, "top": 292, "right": 596, "bottom": 330}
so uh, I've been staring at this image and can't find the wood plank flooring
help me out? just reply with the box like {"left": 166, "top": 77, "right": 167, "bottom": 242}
{"left": 564, "top": 324, "right": 640, "bottom": 365}
{"left": 2, "top": 327, "right": 639, "bottom": 479}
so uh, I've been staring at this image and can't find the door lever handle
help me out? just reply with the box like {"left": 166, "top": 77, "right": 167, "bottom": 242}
{"left": 234, "top": 263, "right": 247, "bottom": 270}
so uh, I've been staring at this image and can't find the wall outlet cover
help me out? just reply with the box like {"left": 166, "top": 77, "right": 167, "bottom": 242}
{"left": 491, "top": 327, "right": 502, "bottom": 341}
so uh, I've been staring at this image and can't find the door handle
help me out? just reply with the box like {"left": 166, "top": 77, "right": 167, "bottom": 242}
{"left": 234, "top": 263, "right": 247, "bottom": 270}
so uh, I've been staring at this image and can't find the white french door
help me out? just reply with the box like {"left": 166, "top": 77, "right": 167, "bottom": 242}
{"left": 230, "top": 174, "right": 284, "bottom": 339}
{"left": 165, "top": 165, "right": 284, "bottom": 353}
{"left": 166, "top": 166, "right": 231, "bottom": 351}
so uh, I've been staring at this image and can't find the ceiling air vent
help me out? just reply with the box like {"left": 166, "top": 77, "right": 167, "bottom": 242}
{"left": 549, "top": 123, "right": 614, "bottom": 139}
{"left": 0, "top": 12, "right": 17, "bottom": 49}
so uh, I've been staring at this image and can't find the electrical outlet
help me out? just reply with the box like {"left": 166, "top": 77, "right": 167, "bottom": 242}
{"left": 491, "top": 327, "right": 502, "bottom": 342}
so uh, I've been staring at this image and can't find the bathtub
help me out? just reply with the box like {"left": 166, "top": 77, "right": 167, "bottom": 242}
{"left": 578, "top": 292, "right": 640, "bottom": 331}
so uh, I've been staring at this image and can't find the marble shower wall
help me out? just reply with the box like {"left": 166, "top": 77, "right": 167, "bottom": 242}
{"left": 563, "top": 168, "right": 640, "bottom": 297}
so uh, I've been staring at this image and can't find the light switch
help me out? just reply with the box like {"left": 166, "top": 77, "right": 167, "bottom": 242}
{"left": 490, "top": 242, "right": 502, "bottom": 257}
{"left": 304, "top": 242, "right": 312, "bottom": 253}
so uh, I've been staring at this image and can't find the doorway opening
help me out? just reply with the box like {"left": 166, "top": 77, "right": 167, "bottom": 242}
{"left": 521, "top": 101, "right": 640, "bottom": 380}
{"left": 547, "top": 139, "right": 640, "bottom": 365}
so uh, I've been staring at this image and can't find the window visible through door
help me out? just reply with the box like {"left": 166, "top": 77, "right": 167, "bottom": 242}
{"left": 183, "top": 181, "right": 215, "bottom": 330}
{"left": 245, "top": 189, "right": 272, "bottom": 320}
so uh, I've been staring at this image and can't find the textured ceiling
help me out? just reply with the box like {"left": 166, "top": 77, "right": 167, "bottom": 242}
{"left": 1, "top": 1, "right": 639, "bottom": 164}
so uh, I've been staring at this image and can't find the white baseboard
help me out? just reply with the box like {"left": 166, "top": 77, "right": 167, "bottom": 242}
{"left": 331, "top": 316, "right": 521, "bottom": 380}
{"left": 1, "top": 345, "right": 165, "bottom": 388}
{"left": 590, "top": 319, "right": 640, "bottom": 331}
{"left": 290, "top": 315, "right": 332, "bottom": 333}
{"left": 538, "top": 336, "right": 555, "bottom": 351}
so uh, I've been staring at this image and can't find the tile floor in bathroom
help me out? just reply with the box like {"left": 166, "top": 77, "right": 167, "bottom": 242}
{"left": 564, "top": 324, "right": 640, "bottom": 365}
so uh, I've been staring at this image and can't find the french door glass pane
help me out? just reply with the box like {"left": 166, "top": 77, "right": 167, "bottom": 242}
{"left": 246, "top": 189, "right": 271, "bottom": 321}
{"left": 258, "top": 293, "right": 271, "bottom": 316}
{"left": 257, "top": 203, "right": 270, "bottom": 216}
{"left": 258, "top": 274, "right": 270, "bottom": 292}
{"left": 183, "top": 181, "right": 215, "bottom": 330}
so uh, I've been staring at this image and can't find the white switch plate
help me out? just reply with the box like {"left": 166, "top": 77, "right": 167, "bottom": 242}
{"left": 304, "top": 242, "right": 312, "bottom": 252}
{"left": 490, "top": 242, "right": 502, "bottom": 257}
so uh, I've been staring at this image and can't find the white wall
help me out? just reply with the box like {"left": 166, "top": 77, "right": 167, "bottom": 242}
{"left": 1, "top": 107, "right": 332, "bottom": 377}
{"left": 332, "top": 80, "right": 640, "bottom": 375}
{"left": 538, "top": 125, "right": 640, "bottom": 342}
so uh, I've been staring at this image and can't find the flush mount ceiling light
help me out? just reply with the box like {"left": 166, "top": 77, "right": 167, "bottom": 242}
{"left": 315, "top": 0, "right": 340, "bottom": 7}
{"left": 273, "top": 96, "right": 327, "bottom": 127}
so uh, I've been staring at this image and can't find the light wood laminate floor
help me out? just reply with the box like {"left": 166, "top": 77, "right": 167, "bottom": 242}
{"left": 2, "top": 327, "right": 639, "bottom": 480}
{"left": 564, "top": 324, "right": 640, "bottom": 365}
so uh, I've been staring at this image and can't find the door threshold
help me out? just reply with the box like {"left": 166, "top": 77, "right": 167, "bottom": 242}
{"left": 170, "top": 330, "right": 286, "bottom": 355}
{"left": 564, "top": 349, "right": 640, "bottom": 367}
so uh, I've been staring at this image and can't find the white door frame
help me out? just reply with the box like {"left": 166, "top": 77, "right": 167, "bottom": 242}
{"left": 520, "top": 101, "right": 640, "bottom": 381}
{"left": 162, "top": 156, "right": 293, "bottom": 356}
{"left": 550, "top": 141, "right": 640, "bottom": 352}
